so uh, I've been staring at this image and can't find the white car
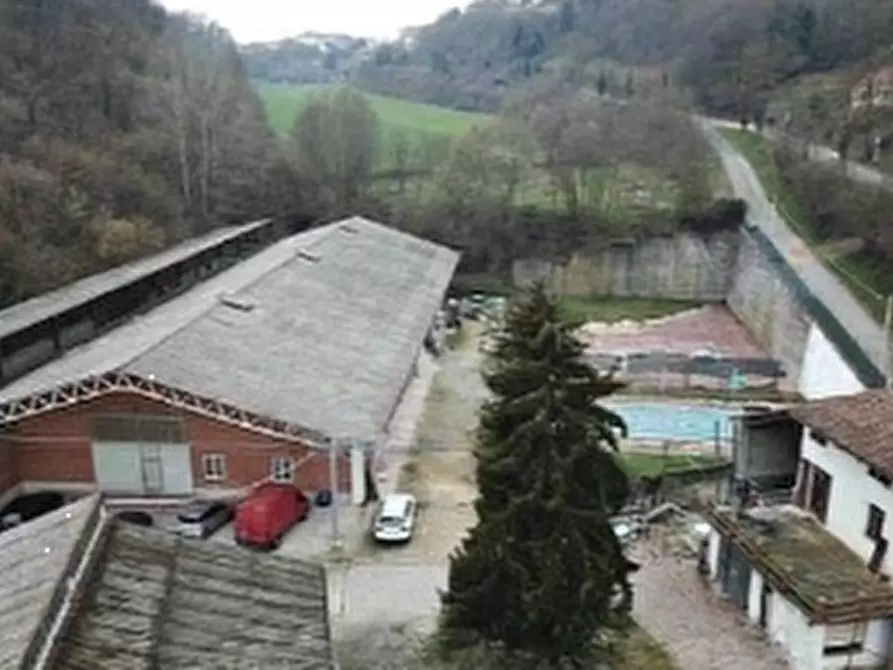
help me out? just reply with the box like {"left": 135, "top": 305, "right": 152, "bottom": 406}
{"left": 373, "top": 493, "right": 417, "bottom": 543}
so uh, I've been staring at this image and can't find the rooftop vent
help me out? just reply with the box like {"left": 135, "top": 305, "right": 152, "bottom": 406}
{"left": 340, "top": 223, "right": 359, "bottom": 234}
{"left": 219, "top": 295, "right": 255, "bottom": 312}
{"left": 297, "top": 250, "right": 321, "bottom": 263}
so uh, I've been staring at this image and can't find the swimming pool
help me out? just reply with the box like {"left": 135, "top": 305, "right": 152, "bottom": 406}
{"left": 604, "top": 401, "right": 740, "bottom": 442}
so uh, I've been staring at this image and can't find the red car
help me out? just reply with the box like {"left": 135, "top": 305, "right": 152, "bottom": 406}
{"left": 234, "top": 483, "right": 310, "bottom": 550}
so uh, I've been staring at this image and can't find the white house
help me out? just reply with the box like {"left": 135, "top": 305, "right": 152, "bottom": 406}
{"left": 707, "top": 389, "right": 893, "bottom": 670}
{"left": 797, "top": 324, "right": 865, "bottom": 401}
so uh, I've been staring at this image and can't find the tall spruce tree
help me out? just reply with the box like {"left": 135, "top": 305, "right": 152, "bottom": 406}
{"left": 440, "top": 283, "right": 634, "bottom": 664}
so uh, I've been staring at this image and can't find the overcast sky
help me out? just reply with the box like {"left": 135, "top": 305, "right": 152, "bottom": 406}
{"left": 157, "top": 0, "right": 471, "bottom": 43}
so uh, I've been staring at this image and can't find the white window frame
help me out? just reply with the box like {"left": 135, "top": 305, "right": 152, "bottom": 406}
{"left": 270, "top": 456, "right": 296, "bottom": 483}
{"left": 201, "top": 453, "right": 227, "bottom": 482}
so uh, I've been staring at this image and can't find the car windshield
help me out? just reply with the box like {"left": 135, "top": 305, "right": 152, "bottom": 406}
{"left": 177, "top": 505, "right": 212, "bottom": 522}
{"left": 378, "top": 515, "right": 403, "bottom": 526}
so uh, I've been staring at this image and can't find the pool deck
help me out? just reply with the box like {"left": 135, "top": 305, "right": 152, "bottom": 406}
{"left": 581, "top": 305, "right": 793, "bottom": 392}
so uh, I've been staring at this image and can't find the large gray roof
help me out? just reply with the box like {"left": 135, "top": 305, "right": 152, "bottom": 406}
{"left": 0, "top": 217, "right": 459, "bottom": 442}
{"left": 0, "top": 219, "right": 271, "bottom": 342}
{"left": 0, "top": 496, "right": 101, "bottom": 670}
{"left": 52, "top": 523, "right": 333, "bottom": 670}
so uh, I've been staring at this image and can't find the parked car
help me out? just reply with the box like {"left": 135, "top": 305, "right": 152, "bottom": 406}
{"left": 0, "top": 491, "right": 67, "bottom": 532}
{"left": 234, "top": 483, "right": 310, "bottom": 550}
{"left": 115, "top": 510, "right": 154, "bottom": 527}
{"left": 373, "top": 493, "right": 417, "bottom": 544}
{"left": 174, "top": 500, "right": 233, "bottom": 539}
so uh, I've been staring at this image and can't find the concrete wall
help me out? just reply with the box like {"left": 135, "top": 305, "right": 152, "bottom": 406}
{"left": 802, "top": 433, "right": 893, "bottom": 575}
{"left": 798, "top": 324, "right": 866, "bottom": 400}
{"left": 726, "top": 231, "right": 811, "bottom": 383}
{"left": 513, "top": 230, "right": 739, "bottom": 301}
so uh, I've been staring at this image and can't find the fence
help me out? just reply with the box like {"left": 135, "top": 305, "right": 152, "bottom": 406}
{"left": 743, "top": 225, "right": 886, "bottom": 389}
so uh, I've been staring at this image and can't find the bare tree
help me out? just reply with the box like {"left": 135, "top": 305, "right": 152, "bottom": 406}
{"left": 290, "top": 86, "right": 379, "bottom": 212}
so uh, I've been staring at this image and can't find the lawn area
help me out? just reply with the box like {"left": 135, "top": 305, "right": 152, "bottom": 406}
{"left": 619, "top": 625, "right": 680, "bottom": 670}
{"left": 720, "top": 128, "right": 888, "bottom": 321}
{"left": 255, "top": 81, "right": 488, "bottom": 141}
{"left": 560, "top": 296, "right": 699, "bottom": 324}
{"left": 619, "top": 452, "right": 728, "bottom": 478}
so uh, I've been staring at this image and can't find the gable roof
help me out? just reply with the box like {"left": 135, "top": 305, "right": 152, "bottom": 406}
{"left": 0, "top": 217, "right": 459, "bottom": 442}
{"left": 788, "top": 390, "right": 893, "bottom": 475}
{"left": 51, "top": 523, "right": 333, "bottom": 670}
{"left": 0, "top": 497, "right": 334, "bottom": 670}
{"left": 0, "top": 496, "right": 101, "bottom": 670}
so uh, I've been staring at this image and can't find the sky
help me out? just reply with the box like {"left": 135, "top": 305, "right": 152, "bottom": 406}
{"left": 157, "top": 0, "right": 472, "bottom": 43}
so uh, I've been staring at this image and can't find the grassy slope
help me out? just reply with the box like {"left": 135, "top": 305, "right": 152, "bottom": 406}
{"left": 255, "top": 82, "right": 687, "bottom": 215}
{"left": 256, "top": 81, "right": 488, "bottom": 140}
{"left": 620, "top": 452, "right": 727, "bottom": 478}
{"left": 720, "top": 128, "right": 887, "bottom": 321}
{"left": 560, "top": 296, "right": 699, "bottom": 324}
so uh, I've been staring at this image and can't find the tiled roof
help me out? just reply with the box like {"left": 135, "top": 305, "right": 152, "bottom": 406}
{"left": 789, "top": 389, "right": 893, "bottom": 475}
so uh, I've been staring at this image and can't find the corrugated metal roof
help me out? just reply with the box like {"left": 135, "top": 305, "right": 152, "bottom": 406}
{"left": 52, "top": 523, "right": 333, "bottom": 670}
{"left": 0, "top": 219, "right": 271, "bottom": 341}
{"left": 0, "top": 496, "right": 100, "bottom": 670}
{"left": 1, "top": 217, "right": 459, "bottom": 442}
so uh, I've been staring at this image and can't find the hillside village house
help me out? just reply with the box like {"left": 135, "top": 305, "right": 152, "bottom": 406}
{"left": 0, "top": 216, "right": 458, "bottom": 507}
{"left": 706, "top": 390, "right": 893, "bottom": 670}
{"left": 851, "top": 66, "right": 893, "bottom": 109}
{"left": 0, "top": 495, "right": 335, "bottom": 669}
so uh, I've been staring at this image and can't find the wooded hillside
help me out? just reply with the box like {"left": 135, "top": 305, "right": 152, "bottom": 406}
{"left": 347, "top": 0, "right": 893, "bottom": 118}
{"left": 0, "top": 0, "right": 299, "bottom": 307}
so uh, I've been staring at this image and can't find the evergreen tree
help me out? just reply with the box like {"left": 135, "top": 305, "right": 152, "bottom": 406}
{"left": 439, "top": 283, "right": 635, "bottom": 665}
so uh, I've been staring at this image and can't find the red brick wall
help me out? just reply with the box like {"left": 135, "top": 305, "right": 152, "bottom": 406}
{"left": 7, "top": 392, "right": 351, "bottom": 493}
{"left": 0, "top": 438, "right": 18, "bottom": 498}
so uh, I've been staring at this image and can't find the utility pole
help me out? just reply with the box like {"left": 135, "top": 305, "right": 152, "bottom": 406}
{"left": 328, "top": 440, "right": 342, "bottom": 551}
{"left": 885, "top": 294, "right": 893, "bottom": 390}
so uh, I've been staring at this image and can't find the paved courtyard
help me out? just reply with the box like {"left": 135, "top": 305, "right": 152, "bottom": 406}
{"left": 630, "top": 540, "right": 789, "bottom": 669}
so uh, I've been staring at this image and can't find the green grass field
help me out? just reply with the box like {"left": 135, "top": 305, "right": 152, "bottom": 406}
{"left": 619, "top": 452, "right": 727, "bottom": 478}
{"left": 256, "top": 82, "right": 692, "bottom": 216}
{"left": 559, "top": 296, "right": 700, "bottom": 324}
{"left": 256, "top": 82, "right": 488, "bottom": 141}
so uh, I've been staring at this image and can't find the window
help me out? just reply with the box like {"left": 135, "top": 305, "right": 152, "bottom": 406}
{"left": 824, "top": 623, "right": 865, "bottom": 655}
{"left": 270, "top": 456, "right": 295, "bottom": 483}
{"left": 867, "top": 503, "right": 885, "bottom": 540}
{"left": 201, "top": 454, "right": 226, "bottom": 482}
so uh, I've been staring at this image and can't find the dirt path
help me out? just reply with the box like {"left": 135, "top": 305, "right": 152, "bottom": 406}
{"left": 397, "top": 325, "right": 485, "bottom": 564}
{"left": 356, "top": 325, "right": 486, "bottom": 565}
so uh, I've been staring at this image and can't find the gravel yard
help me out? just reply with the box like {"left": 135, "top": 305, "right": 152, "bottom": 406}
{"left": 358, "top": 325, "right": 486, "bottom": 565}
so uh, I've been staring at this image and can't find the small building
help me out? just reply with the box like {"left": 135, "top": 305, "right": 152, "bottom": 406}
{"left": 0, "top": 496, "right": 335, "bottom": 669}
{"left": 707, "top": 390, "right": 893, "bottom": 669}
{"left": 0, "top": 217, "right": 459, "bottom": 506}
{"left": 851, "top": 66, "right": 893, "bottom": 109}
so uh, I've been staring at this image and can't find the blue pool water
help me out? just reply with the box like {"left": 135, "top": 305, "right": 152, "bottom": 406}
{"left": 604, "top": 401, "right": 739, "bottom": 442}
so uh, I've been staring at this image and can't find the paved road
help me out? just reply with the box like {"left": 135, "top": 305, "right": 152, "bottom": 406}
{"left": 699, "top": 119, "right": 889, "bottom": 380}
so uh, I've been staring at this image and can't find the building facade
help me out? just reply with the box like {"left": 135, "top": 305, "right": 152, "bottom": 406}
{"left": 708, "top": 390, "right": 893, "bottom": 670}
{"left": 0, "top": 216, "right": 459, "bottom": 507}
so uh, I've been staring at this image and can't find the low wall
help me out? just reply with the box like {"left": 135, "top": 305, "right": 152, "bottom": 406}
{"left": 513, "top": 230, "right": 739, "bottom": 302}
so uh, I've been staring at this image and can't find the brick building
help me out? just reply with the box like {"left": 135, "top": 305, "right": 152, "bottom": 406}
{"left": 0, "top": 217, "right": 458, "bottom": 505}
